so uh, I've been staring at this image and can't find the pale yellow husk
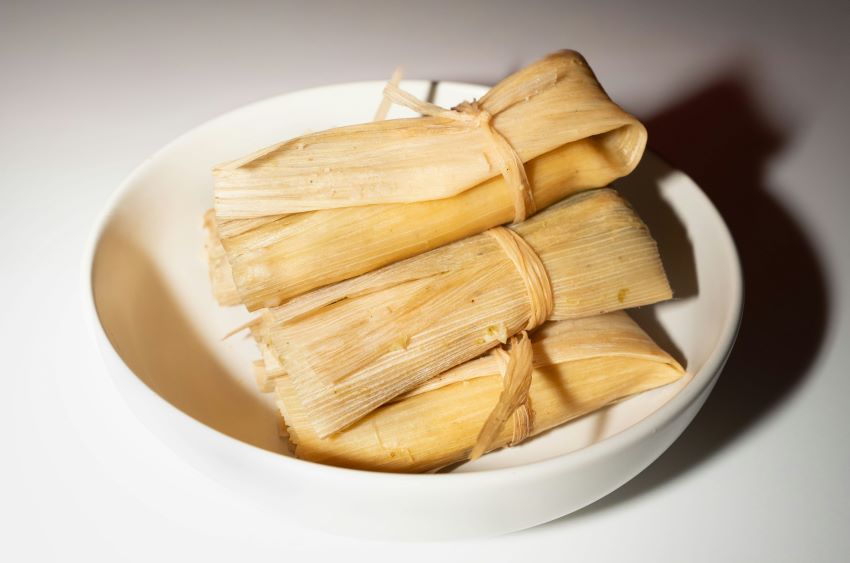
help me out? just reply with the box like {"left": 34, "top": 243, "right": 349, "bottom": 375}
{"left": 273, "top": 312, "right": 685, "bottom": 473}
{"left": 373, "top": 66, "right": 404, "bottom": 121}
{"left": 202, "top": 210, "right": 240, "bottom": 306}
{"left": 253, "top": 189, "right": 672, "bottom": 438}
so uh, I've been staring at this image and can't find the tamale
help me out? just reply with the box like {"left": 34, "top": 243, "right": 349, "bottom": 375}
{"left": 214, "top": 50, "right": 644, "bottom": 216}
{"left": 213, "top": 50, "right": 647, "bottom": 309}
{"left": 253, "top": 189, "right": 672, "bottom": 437}
{"left": 273, "top": 312, "right": 685, "bottom": 473}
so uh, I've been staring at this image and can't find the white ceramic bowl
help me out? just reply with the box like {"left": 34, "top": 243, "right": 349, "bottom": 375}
{"left": 84, "top": 81, "right": 742, "bottom": 540}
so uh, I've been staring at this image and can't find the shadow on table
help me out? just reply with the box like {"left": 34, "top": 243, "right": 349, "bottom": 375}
{"left": 558, "top": 71, "right": 831, "bottom": 522}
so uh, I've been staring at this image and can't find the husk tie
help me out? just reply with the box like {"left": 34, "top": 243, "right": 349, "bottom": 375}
{"left": 382, "top": 82, "right": 535, "bottom": 223}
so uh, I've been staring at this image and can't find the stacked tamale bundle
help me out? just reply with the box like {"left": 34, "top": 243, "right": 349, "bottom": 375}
{"left": 203, "top": 50, "right": 686, "bottom": 472}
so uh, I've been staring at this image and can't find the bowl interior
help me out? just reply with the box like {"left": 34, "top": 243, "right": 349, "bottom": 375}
{"left": 91, "top": 81, "right": 740, "bottom": 470}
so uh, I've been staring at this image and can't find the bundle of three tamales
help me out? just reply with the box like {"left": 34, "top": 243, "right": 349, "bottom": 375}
{"left": 205, "top": 50, "right": 685, "bottom": 472}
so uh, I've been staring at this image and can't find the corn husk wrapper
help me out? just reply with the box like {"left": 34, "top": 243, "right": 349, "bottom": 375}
{"left": 212, "top": 50, "right": 647, "bottom": 309}
{"left": 202, "top": 210, "right": 240, "bottom": 306}
{"left": 254, "top": 189, "right": 672, "bottom": 437}
{"left": 273, "top": 312, "right": 685, "bottom": 473}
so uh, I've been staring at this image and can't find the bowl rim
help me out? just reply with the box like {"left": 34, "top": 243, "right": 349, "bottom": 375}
{"left": 82, "top": 79, "right": 743, "bottom": 486}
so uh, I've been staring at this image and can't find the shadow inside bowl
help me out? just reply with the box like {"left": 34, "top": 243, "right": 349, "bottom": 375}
{"left": 92, "top": 225, "right": 285, "bottom": 454}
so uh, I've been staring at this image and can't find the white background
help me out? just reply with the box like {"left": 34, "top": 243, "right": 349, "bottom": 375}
{"left": 2, "top": 0, "right": 848, "bottom": 561}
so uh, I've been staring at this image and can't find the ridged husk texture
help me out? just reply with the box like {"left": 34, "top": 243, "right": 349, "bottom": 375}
{"left": 252, "top": 189, "right": 671, "bottom": 437}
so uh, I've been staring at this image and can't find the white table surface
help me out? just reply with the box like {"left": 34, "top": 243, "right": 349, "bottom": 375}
{"left": 2, "top": 1, "right": 848, "bottom": 561}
